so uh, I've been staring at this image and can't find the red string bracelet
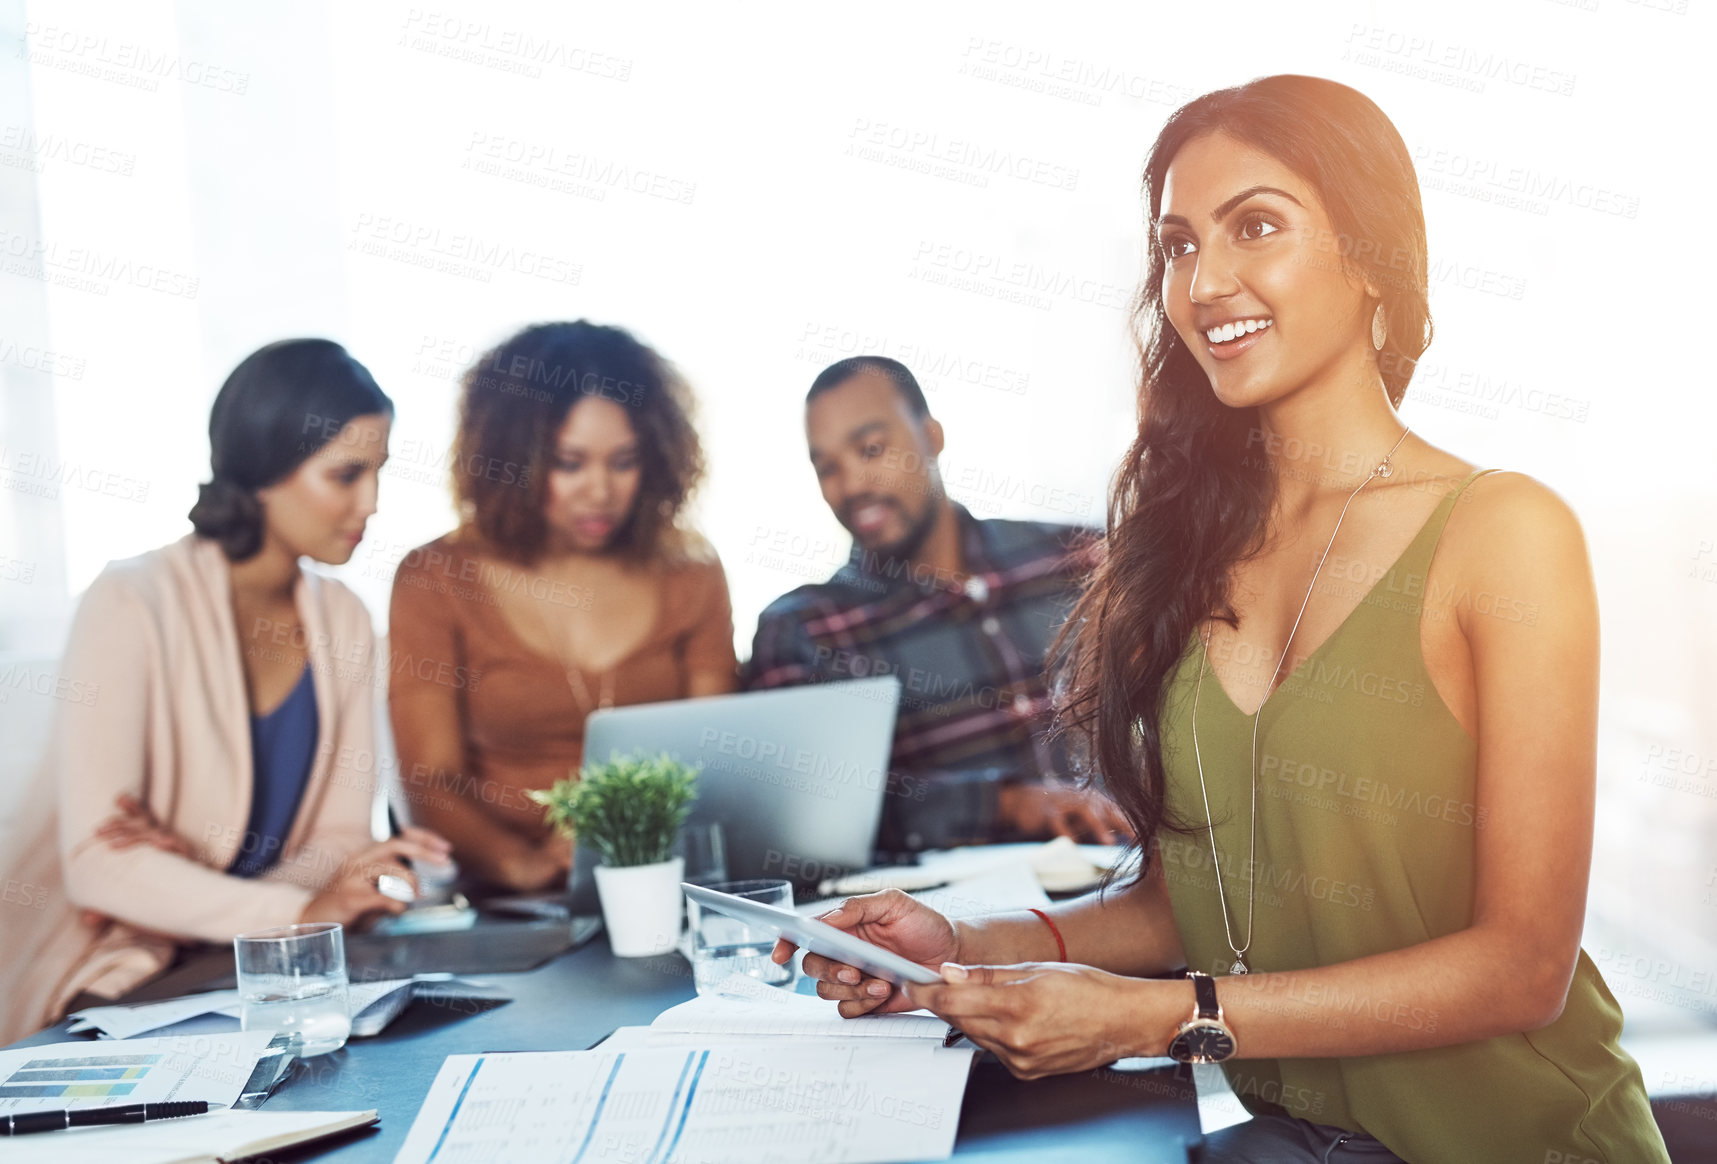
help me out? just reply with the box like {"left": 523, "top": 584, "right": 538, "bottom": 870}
{"left": 1027, "top": 908, "right": 1067, "bottom": 962}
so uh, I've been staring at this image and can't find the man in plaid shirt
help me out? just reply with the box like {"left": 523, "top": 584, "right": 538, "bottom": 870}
{"left": 744, "top": 357, "right": 1129, "bottom": 855}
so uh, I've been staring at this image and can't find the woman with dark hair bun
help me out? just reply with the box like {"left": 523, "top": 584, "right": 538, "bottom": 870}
{"left": 0, "top": 339, "right": 449, "bottom": 1044}
{"left": 784, "top": 77, "right": 1668, "bottom": 1162}
{"left": 388, "top": 321, "right": 737, "bottom": 892}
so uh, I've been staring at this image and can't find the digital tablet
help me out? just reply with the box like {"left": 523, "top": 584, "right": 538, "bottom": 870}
{"left": 681, "top": 883, "right": 943, "bottom": 986}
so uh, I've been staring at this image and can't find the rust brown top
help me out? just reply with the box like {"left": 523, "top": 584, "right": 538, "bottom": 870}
{"left": 387, "top": 532, "right": 737, "bottom": 858}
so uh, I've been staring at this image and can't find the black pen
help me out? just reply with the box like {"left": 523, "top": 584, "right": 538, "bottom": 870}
{"left": 942, "top": 1025, "right": 967, "bottom": 1047}
{"left": 1, "top": 1100, "right": 217, "bottom": 1136}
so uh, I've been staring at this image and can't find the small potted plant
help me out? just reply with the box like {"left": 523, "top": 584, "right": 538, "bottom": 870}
{"left": 529, "top": 751, "right": 699, "bottom": 957}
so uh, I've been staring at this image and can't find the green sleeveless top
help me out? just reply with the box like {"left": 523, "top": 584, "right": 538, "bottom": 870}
{"left": 1156, "top": 468, "right": 1669, "bottom": 1164}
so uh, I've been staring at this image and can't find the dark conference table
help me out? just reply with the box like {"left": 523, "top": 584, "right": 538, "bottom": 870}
{"left": 8, "top": 916, "right": 1205, "bottom": 1163}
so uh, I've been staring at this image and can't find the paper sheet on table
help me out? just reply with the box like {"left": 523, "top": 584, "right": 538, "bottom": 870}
{"left": 209, "top": 977, "right": 421, "bottom": 1037}
{"left": 600, "top": 1025, "right": 940, "bottom": 1053}
{"left": 818, "top": 837, "right": 1136, "bottom": 897}
{"left": 0, "top": 1031, "right": 276, "bottom": 1113}
{"left": 652, "top": 984, "right": 950, "bottom": 1041}
{"left": 919, "top": 838, "right": 1133, "bottom": 892}
{"left": 70, "top": 984, "right": 414, "bottom": 1039}
{"left": 393, "top": 1042, "right": 974, "bottom": 1164}
{"left": 69, "top": 976, "right": 502, "bottom": 1040}
{"left": 0, "top": 1108, "right": 377, "bottom": 1164}
{"left": 67, "top": 990, "right": 243, "bottom": 1039}
{"left": 1192, "top": 1062, "right": 1252, "bottom": 1135}
{"left": 799, "top": 861, "right": 1049, "bottom": 922}
{"left": 908, "top": 861, "right": 1050, "bottom": 919}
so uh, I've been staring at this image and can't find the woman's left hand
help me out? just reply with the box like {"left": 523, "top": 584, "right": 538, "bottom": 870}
{"left": 92, "top": 793, "right": 198, "bottom": 859}
{"left": 902, "top": 962, "right": 1172, "bottom": 1080}
{"left": 80, "top": 794, "right": 200, "bottom": 928}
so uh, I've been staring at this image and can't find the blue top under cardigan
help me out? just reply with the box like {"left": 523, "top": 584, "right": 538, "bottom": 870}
{"left": 228, "top": 664, "right": 318, "bottom": 879}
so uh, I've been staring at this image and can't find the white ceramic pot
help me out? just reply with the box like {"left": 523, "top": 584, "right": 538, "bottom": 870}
{"left": 592, "top": 856, "right": 685, "bottom": 957}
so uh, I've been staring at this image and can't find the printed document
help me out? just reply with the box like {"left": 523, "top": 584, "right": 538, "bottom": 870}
{"left": 393, "top": 1041, "right": 973, "bottom": 1163}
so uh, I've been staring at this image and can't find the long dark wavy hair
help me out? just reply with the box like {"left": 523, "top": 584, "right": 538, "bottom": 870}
{"left": 1053, "top": 75, "right": 1433, "bottom": 869}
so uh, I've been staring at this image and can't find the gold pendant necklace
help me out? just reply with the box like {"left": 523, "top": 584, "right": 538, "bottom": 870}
{"left": 1187, "top": 427, "right": 1410, "bottom": 976}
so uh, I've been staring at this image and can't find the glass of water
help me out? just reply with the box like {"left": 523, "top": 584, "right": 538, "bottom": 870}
{"left": 674, "top": 821, "right": 728, "bottom": 888}
{"left": 685, "top": 878, "right": 797, "bottom": 997}
{"left": 233, "top": 922, "right": 351, "bottom": 1057}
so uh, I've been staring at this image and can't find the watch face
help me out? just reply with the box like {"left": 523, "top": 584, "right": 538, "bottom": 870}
{"left": 1168, "top": 1021, "right": 1235, "bottom": 1064}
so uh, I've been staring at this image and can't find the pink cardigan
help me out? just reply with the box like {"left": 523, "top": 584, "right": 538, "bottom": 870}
{"left": 0, "top": 535, "right": 380, "bottom": 1043}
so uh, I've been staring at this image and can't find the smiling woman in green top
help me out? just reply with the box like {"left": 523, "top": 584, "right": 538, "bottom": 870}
{"left": 778, "top": 74, "right": 1669, "bottom": 1163}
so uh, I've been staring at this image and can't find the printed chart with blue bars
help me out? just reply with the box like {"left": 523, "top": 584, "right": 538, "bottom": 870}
{"left": 0, "top": 1052, "right": 163, "bottom": 1100}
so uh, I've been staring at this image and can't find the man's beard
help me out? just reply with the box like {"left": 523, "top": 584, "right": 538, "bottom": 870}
{"left": 845, "top": 494, "right": 941, "bottom": 565}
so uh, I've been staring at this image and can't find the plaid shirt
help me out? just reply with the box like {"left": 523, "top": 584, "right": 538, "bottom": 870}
{"left": 744, "top": 504, "right": 1099, "bottom": 853}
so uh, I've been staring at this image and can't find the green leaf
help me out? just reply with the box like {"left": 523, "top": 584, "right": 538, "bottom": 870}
{"left": 530, "top": 750, "right": 700, "bottom": 867}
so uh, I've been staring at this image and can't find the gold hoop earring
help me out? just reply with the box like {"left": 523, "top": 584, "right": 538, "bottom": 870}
{"left": 1371, "top": 304, "right": 1388, "bottom": 351}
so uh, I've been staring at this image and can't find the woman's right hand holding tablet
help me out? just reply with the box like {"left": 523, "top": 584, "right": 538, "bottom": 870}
{"left": 772, "top": 889, "right": 960, "bottom": 1017}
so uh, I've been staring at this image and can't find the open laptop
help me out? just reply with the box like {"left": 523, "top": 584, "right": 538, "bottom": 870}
{"left": 570, "top": 677, "right": 902, "bottom": 906}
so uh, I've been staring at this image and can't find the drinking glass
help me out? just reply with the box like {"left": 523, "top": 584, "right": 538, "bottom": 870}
{"left": 233, "top": 922, "right": 351, "bottom": 1057}
{"left": 685, "top": 878, "right": 796, "bottom": 996}
{"left": 674, "top": 821, "right": 728, "bottom": 887}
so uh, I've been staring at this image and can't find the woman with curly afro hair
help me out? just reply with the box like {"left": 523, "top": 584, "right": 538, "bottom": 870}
{"left": 388, "top": 321, "right": 737, "bottom": 892}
